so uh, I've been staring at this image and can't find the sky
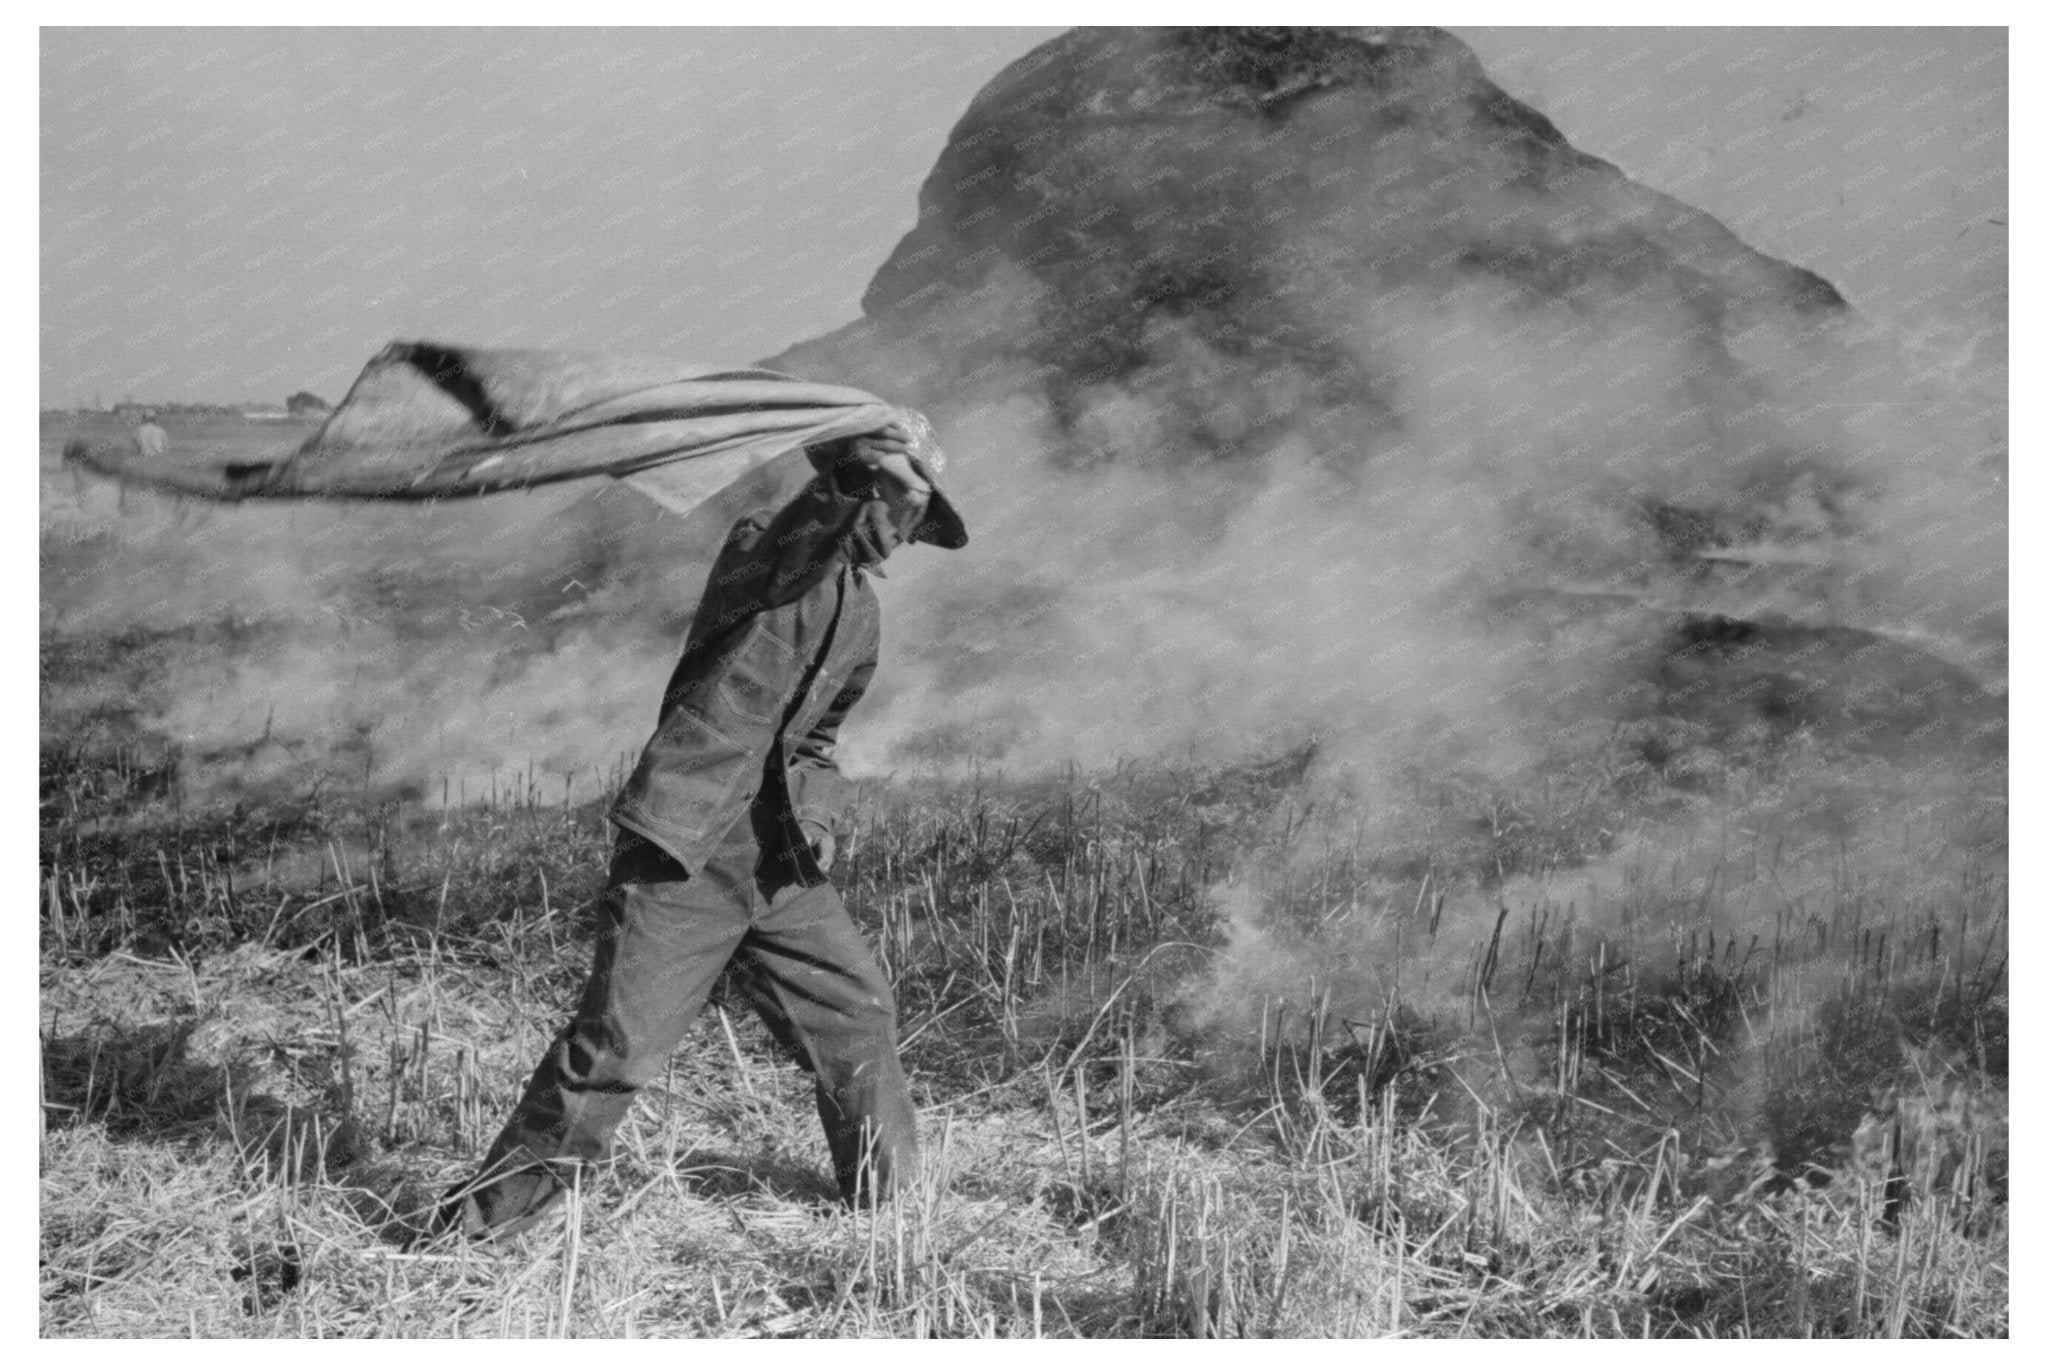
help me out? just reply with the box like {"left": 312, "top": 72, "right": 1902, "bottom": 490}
{"left": 39, "top": 26, "right": 2007, "bottom": 409}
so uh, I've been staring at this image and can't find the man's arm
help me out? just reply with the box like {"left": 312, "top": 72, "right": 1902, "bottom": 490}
{"left": 713, "top": 479, "right": 868, "bottom": 620}
{"left": 695, "top": 429, "right": 917, "bottom": 636}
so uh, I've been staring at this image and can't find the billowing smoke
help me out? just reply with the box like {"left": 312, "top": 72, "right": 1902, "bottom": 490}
{"left": 44, "top": 25, "right": 2004, "bottom": 860}
{"left": 41, "top": 451, "right": 740, "bottom": 805}
{"left": 766, "top": 24, "right": 2008, "bottom": 1147}
{"left": 774, "top": 27, "right": 2004, "bottom": 789}
{"left": 837, "top": 285, "right": 2004, "bottom": 786}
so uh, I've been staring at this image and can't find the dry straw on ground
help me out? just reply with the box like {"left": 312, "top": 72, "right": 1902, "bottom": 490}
{"left": 39, "top": 739, "right": 2006, "bottom": 1338}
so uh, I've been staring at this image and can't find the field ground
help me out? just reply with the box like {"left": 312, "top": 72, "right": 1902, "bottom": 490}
{"left": 38, "top": 738, "right": 2007, "bottom": 1338}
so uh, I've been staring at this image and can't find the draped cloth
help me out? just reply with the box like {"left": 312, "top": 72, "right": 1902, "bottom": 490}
{"left": 61, "top": 341, "right": 903, "bottom": 514}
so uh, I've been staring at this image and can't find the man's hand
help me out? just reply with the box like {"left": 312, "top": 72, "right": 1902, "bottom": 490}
{"left": 815, "top": 422, "right": 934, "bottom": 505}
{"left": 799, "top": 820, "right": 836, "bottom": 873}
{"left": 845, "top": 420, "right": 913, "bottom": 464}
{"left": 813, "top": 421, "right": 936, "bottom": 568}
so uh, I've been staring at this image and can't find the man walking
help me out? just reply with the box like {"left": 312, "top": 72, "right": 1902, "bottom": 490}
{"left": 440, "top": 414, "right": 967, "bottom": 1241}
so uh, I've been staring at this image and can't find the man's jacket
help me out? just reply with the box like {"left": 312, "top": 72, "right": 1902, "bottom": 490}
{"left": 610, "top": 475, "right": 879, "bottom": 883}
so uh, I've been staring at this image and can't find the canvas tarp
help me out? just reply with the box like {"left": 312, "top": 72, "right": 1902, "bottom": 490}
{"left": 62, "top": 341, "right": 902, "bottom": 515}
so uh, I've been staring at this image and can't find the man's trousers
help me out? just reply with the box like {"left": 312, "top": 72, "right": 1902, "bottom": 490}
{"left": 449, "top": 809, "right": 918, "bottom": 1238}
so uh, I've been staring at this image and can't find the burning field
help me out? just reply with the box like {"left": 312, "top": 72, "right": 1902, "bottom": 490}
{"left": 40, "top": 27, "right": 2004, "bottom": 1338}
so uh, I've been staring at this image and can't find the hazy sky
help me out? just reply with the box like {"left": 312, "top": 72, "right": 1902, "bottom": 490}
{"left": 40, "top": 26, "right": 2006, "bottom": 408}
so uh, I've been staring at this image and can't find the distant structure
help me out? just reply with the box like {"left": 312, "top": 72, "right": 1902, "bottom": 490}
{"left": 133, "top": 410, "right": 168, "bottom": 459}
